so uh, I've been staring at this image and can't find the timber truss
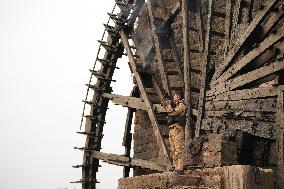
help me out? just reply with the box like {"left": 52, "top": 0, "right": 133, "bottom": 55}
{"left": 72, "top": 0, "right": 284, "bottom": 188}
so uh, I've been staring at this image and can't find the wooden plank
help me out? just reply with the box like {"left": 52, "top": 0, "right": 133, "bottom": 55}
{"left": 276, "top": 89, "right": 284, "bottom": 188}
{"left": 223, "top": 0, "right": 233, "bottom": 52}
{"left": 260, "top": 5, "right": 284, "bottom": 39}
{"left": 212, "top": 0, "right": 279, "bottom": 81}
{"left": 202, "top": 117, "right": 275, "bottom": 139}
{"left": 102, "top": 92, "right": 169, "bottom": 113}
{"left": 182, "top": 0, "right": 193, "bottom": 143}
{"left": 206, "top": 110, "right": 276, "bottom": 122}
{"left": 195, "top": 0, "right": 214, "bottom": 138}
{"left": 205, "top": 98, "right": 277, "bottom": 113}
{"left": 123, "top": 107, "right": 133, "bottom": 178}
{"left": 122, "top": 87, "right": 138, "bottom": 178}
{"left": 120, "top": 30, "right": 172, "bottom": 170}
{"left": 215, "top": 26, "right": 284, "bottom": 85}
{"left": 147, "top": 0, "right": 171, "bottom": 95}
{"left": 207, "top": 86, "right": 278, "bottom": 101}
{"left": 208, "top": 59, "right": 284, "bottom": 97}
{"left": 91, "top": 151, "right": 167, "bottom": 172}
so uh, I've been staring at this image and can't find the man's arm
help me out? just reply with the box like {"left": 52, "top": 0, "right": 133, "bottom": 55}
{"left": 170, "top": 102, "right": 186, "bottom": 116}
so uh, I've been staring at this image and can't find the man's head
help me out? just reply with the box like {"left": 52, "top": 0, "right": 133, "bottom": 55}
{"left": 173, "top": 91, "right": 183, "bottom": 104}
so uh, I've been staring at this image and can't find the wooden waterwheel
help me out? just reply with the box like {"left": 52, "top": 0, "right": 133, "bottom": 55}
{"left": 73, "top": 0, "right": 284, "bottom": 188}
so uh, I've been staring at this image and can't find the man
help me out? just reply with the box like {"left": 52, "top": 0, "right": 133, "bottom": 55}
{"left": 162, "top": 91, "right": 186, "bottom": 173}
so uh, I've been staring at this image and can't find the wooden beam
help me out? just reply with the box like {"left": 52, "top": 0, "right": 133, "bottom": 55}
{"left": 120, "top": 29, "right": 172, "bottom": 170}
{"left": 147, "top": 0, "right": 171, "bottom": 95}
{"left": 103, "top": 92, "right": 199, "bottom": 116}
{"left": 195, "top": 0, "right": 214, "bottom": 138}
{"left": 122, "top": 87, "right": 138, "bottom": 178}
{"left": 207, "top": 86, "right": 278, "bottom": 101}
{"left": 205, "top": 98, "right": 277, "bottom": 113}
{"left": 91, "top": 151, "right": 167, "bottom": 172}
{"left": 212, "top": 0, "right": 279, "bottom": 81}
{"left": 182, "top": 0, "right": 193, "bottom": 142}
{"left": 208, "top": 59, "right": 284, "bottom": 97}
{"left": 223, "top": 0, "right": 233, "bottom": 52}
{"left": 202, "top": 117, "right": 274, "bottom": 139}
{"left": 102, "top": 92, "right": 168, "bottom": 113}
{"left": 260, "top": 5, "right": 284, "bottom": 40}
{"left": 276, "top": 88, "right": 284, "bottom": 188}
{"left": 215, "top": 26, "right": 284, "bottom": 85}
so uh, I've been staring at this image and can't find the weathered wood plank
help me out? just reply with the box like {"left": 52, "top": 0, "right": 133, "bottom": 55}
{"left": 91, "top": 151, "right": 167, "bottom": 172}
{"left": 208, "top": 59, "right": 284, "bottom": 96}
{"left": 102, "top": 92, "right": 167, "bottom": 113}
{"left": 207, "top": 86, "right": 278, "bottom": 101}
{"left": 276, "top": 89, "right": 284, "bottom": 188}
{"left": 195, "top": 0, "right": 214, "bottom": 138}
{"left": 205, "top": 98, "right": 277, "bottom": 112}
{"left": 120, "top": 30, "right": 172, "bottom": 170}
{"left": 223, "top": 0, "right": 233, "bottom": 52}
{"left": 212, "top": 0, "right": 279, "bottom": 81}
{"left": 202, "top": 117, "right": 275, "bottom": 139}
{"left": 147, "top": 0, "right": 171, "bottom": 95}
{"left": 215, "top": 26, "right": 284, "bottom": 85}
{"left": 260, "top": 4, "right": 284, "bottom": 39}
{"left": 182, "top": 0, "right": 193, "bottom": 142}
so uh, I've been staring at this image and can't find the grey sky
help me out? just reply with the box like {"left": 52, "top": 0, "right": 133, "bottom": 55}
{"left": 0, "top": 0, "right": 133, "bottom": 188}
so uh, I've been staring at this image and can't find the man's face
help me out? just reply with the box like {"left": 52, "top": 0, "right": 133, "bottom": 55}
{"left": 173, "top": 94, "right": 180, "bottom": 103}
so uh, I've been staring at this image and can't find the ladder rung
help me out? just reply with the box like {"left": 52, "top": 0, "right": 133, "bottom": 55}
{"left": 82, "top": 100, "right": 95, "bottom": 105}
{"left": 70, "top": 180, "right": 100, "bottom": 184}
{"left": 76, "top": 131, "right": 95, "bottom": 136}
{"left": 98, "top": 78, "right": 116, "bottom": 82}
{"left": 107, "top": 13, "right": 124, "bottom": 22}
{"left": 98, "top": 40, "right": 115, "bottom": 51}
{"left": 74, "top": 147, "right": 95, "bottom": 151}
{"left": 89, "top": 69, "right": 105, "bottom": 78}
{"left": 72, "top": 164, "right": 102, "bottom": 168}
{"left": 115, "top": 0, "right": 128, "bottom": 6}
{"left": 103, "top": 64, "right": 120, "bottom": 69}
{"left": 98, "top": 58, "right": 110, "bottom": 65}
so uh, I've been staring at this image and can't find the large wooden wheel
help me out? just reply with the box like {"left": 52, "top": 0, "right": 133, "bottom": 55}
{"left": 73, "top": 0, "right": 284, "bottom": 188}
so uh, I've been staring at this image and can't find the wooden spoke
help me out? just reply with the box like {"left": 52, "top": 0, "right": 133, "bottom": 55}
{"left": 215, "top": 25, "right": 284, "bottom": 85}
{"left": 208, "top": 59, "right": 284, "bottom": 96}
{"left": 212, "top": 0, "right": 279, "bottom": 82}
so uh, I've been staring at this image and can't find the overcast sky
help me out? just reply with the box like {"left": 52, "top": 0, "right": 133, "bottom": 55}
{"left": 0, "top": 0, "right": 133, "bottom": 189}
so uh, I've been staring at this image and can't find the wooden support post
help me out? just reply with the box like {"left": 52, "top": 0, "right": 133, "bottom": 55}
{"left": 276, "top": 87, "right": 284, "bottom": 188}
{"left": 122, "top": 87, "right": 138, "bottom": 178}
{"left": 120, "top": 29, "right": 172, "bottom": 170}
{"left": 195, "top": 0, "right": 214, "bottom": 138}
{"left": 182, "top": 0, "right": 193, "bottom": 145}
{"left": 223, "top": 0, "right": 233, "bottom": 52}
